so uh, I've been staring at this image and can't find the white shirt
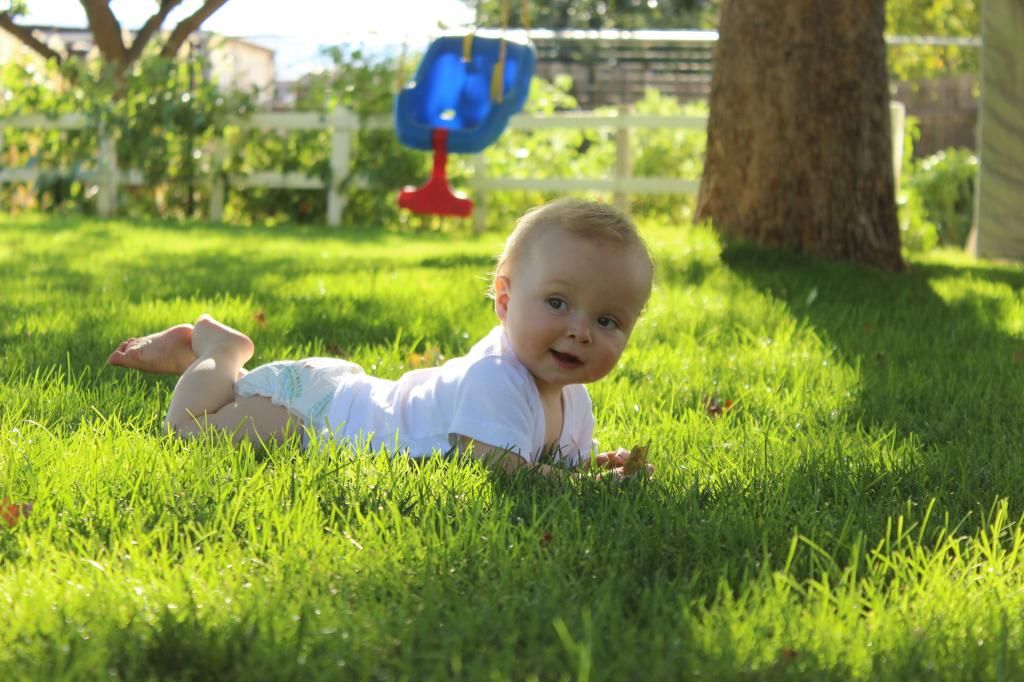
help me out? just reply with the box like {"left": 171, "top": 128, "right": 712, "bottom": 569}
{"left": 323, "top": 326, "right": 595, "bottom": 464}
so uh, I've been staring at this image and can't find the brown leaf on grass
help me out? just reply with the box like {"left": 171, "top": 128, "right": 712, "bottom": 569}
{"left": 621, "top": 443, "right": 649, "bottom": 476}
{"left": 540, "top": 532, "right": 553, "bottom": 547}
{"left": 407, "top": 344, "right": 444, "bottom": 368}
{"left": 702, "top": 395, "right": 735, "bottom": 417}
{"left": 1013, "top": 350, "right": 1024, "bottom": 366}
{"left": 1, "top": 498, "right": 31, "bottom": 529}
{"left": 252, "top": 308, "right": 267, "bottom": 327}
{"left": 326, "top": 344, "right": 347, "bottom": 358}
{"left": 766, "top": 646, "right": 800, "bottom": 674}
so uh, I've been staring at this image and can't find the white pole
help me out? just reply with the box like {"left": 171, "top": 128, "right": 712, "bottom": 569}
{"left": 889, "top": 101, "right": 906, "bottom": 194}
{"left": 208, "top": 139, "right": 226, "bottom": 222}
{"left": 97, "top": 122, "right": 118, "bottom": 217}
{"left": 613, "top": 104, "right": 632, "bottom": 214}
{"left": 327, "top": 107, "right": 355, "bottom": 226}
{"left": 471, "top": 153, "right": 488, "bottom": 234}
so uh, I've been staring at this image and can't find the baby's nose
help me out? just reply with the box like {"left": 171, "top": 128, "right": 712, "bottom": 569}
{"left": 567, "top": 319, "right": 592, "bottom": 343}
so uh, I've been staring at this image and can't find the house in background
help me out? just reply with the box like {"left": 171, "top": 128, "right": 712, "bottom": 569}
{"left": 0, "top": 25, "right": 277, "bottom": 105}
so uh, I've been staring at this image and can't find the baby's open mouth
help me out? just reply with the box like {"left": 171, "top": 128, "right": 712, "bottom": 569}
{"left": 550, "top": 349, "right": 583, "bottom": 368}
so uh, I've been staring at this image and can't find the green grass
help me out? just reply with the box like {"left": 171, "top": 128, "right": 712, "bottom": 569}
{"left": 1, "top": 214, "right": 1024, "bottom": 680}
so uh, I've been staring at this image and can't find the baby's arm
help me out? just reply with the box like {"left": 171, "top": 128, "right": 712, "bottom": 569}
{"left": 455, "top": 437, "right": 653, "bottom": 478}
{"left": 454, "top": 436, "right": 571, "bottom": 478}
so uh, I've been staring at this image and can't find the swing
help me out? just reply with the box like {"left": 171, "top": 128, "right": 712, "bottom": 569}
{"left": 394, "top": 2, "right": 535, "bottom": 217}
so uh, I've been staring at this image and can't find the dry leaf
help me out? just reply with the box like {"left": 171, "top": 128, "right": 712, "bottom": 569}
{"left": 252, "top": 308, "right": 267, "bottom": 327}
{"left": 407, "top": 344, "right": 444, "bottom": 368}
{"left": 1, "top": 498, "right": 31, "bottom": 529}
{"left": 1013, "top": 350, "right": 1024, "bottom": 366}
{"left": 621, "top": 443, "right": 649, "bottom": 476}
{"left": 703, "top": 395, "right": 734, "bottom": 417}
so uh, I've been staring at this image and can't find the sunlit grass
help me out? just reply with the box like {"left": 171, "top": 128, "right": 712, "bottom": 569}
{"left": 2, "top": 215, "right": 1024, "bottom": 679}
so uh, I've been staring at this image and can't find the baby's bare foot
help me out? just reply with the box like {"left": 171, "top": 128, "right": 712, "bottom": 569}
{"left": 108, "top": 324, "right": 196, "bottom": 374}
{"left": 191, "top": 314, "right": 255, "bottom": 362}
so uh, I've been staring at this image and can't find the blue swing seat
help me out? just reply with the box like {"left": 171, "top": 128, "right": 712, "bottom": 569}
{"left": 394, "top": 36, "right": 536, "bottom": 155}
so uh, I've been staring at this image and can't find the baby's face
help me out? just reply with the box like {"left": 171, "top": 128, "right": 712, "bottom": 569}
{"left": 494, "top": 229, "right": 652, "bottom": 398}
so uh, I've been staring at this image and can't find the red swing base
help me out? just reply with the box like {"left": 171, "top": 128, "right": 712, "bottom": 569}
{"left": 398, "top": 128, "right": 474, "bottom": 218}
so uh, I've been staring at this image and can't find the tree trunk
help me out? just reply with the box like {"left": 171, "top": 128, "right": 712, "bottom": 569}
{"left": 696, "top": 0, "right": 904, "bottom": 271}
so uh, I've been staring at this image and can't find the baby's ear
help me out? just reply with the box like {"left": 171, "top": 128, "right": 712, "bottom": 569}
{"left": 493, "top": 275, "right": 511, "bottom": 321}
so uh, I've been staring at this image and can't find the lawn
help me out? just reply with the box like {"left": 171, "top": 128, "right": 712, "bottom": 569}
{"left": 2, "top": 214, "right": 1024, "bottom": 680}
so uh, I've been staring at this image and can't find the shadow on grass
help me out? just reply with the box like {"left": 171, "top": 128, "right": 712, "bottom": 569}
{"left": 8, "top": 213, "right": 465, "bottom": 244}
{"left": 0, "top": 219, "right": 496, "bottom": 374}
{"left": 722, "top": 243, "right": 1024, "bottom": 502}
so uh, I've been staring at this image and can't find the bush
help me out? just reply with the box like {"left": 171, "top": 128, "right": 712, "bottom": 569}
{"left": 448, "top": 83, "right": 707, "bottom": 231}
{"left": 0, "top": 50, "right": 251, "bottom": 220}
{"left": 220, "top": 46, "right": 424, "bottom": 228}
{"left": 2, "top": 47, "right": 713, "bottom": 230}
{"left": 894, "top": 116, "right": 979, "bottom": 254}
{"left": 0, "top": 59, "right": 100, "bottom": 214}
{"left": 896, "top": 185, "right": 940, "bottom": 253}
{"left": 907, "top": 147, "right": 978, "bottom": 247}
{"left": 630, "top": 90, "right": 706, "bottom": 222}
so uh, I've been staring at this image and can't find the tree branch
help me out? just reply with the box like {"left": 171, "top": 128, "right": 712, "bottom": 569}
{"left": 160, "top": 0, "right": 230, "bottom": 58}
{"left": 0, "top": 12, "right": 65, "bottom": 63}
{"left": 79, "top": 0, "right": 129, "bottom": 67}
{"left": 125, "top": 0, "right": 184, "bottom": 64}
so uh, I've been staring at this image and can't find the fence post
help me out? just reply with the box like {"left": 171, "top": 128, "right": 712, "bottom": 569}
{"left": 97, "top": 122, "right": 119, "bottom": 217}
{"left": 471, "top": 153, "right": 488, "bottom": 234}
{"left": 889, "top": 100, "right": 906, "bottom": 194}
{"left": 327, "top": 107, "right": 355, "bottom": 227}
{"left": 613, "top": 104, "right": 632, "bottom": 214}
{"left": 208, "top": 138, "right": 226, "bottom": 222}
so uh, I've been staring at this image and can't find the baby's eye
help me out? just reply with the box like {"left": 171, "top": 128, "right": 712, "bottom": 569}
{"left": 598, "top": 316, "right": 620, "bottom": 330}
{"left": 546, "top": 297, "right": 566, "bottom": 311}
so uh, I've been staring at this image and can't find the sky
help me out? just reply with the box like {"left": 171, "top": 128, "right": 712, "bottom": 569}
{"left": 17, "top": 0, "right": 477, "bottom": 78}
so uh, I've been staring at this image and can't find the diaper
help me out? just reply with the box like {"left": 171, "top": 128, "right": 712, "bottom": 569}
{"left": 235, "top": 357, "right": 364, "bottom": 439}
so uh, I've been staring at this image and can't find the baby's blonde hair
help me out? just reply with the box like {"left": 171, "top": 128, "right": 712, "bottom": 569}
{"left": 489, "top": 198, "right": 654, "bottom": 299}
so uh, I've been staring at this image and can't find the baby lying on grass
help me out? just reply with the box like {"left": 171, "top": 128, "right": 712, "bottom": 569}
{"left": 109, "top": 199, "right": 654, "bottom": 478}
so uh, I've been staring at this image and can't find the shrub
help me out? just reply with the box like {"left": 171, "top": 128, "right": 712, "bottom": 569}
{"left": 220, "top": 46, "right": 424, "bottom": 227}
{"left": 907, "top": 147, "right": 978, "bottom": 247}
{"left": 630, "top": 90, "right": 707, "bottom": 222}
{"left": 0, "top": 50, "right": 251, "bottom": 220}
{"left": 449, "top": 83, "right": 708, "bottom": 231}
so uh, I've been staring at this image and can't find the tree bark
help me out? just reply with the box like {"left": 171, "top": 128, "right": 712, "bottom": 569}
{"left": 696, "top": 0, "right": 904, "bottom": 271}
{"left": 126, "top": 0, "right": 185, "bottom": 65}
{"left": 0, "top": 12, "right": 64, "bottom": 63}
{"left": 79, "top": 0, "right": 129, "bottom": 68}
{"left": 2, "top": 1, "right": 229, "bottom": 82}
{"left": 161, "top": 0, "right": 230, "bottom": 58}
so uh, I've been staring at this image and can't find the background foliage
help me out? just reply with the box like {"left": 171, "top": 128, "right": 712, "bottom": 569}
{"left": 467, "top": 0, "right": 719, "bottom": 30}
{"left": 886, "top": 0, "right": 980, "bottom": 80}
{"left": 0, "top": 0, "right": 981, "bottom": 244}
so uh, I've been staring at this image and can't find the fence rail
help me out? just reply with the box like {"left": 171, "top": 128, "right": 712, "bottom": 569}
{"left": 0, "top": 103, "right": 905, "bottom": 231}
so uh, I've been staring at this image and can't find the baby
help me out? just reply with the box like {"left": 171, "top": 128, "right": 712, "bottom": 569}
{"left": 109, "top": 198, "right": 654, "bottom": 477}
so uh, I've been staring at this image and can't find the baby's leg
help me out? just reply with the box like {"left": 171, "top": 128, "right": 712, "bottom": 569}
{"left": 202, "top": 395, "right": 299, "bottom": 445}
{"left": 165, "top": 315, "right": 266, "bottom": 438}
{"left": 108, "top": 323, "right": 197, "bottom": 374}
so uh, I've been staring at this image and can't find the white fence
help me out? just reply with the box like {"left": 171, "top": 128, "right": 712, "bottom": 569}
{"left": 0, "top": 103, "right": 905, "bottom": 232}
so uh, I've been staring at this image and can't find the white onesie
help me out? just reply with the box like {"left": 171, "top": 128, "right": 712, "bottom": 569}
{"left": 237, "top": 326, "right": 595, "bottom": 465}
